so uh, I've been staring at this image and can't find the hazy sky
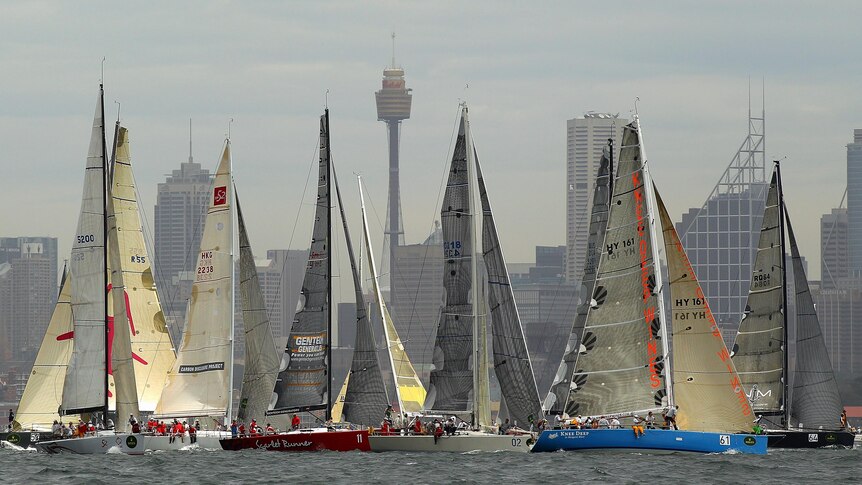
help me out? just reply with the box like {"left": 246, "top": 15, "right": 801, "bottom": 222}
{"left": 2, "top": 0, "right": 861, "bottom": 287}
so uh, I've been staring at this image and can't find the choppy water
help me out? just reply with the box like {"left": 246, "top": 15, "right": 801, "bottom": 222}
{"left": 2, "top": 446, "right": 860, "bottom": 484}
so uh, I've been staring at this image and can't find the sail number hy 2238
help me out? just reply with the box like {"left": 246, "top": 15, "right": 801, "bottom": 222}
{"left": 443, "top": 240, "right": 462, "bottom": 258}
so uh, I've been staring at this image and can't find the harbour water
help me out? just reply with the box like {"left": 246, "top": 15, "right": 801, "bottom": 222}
{"left": 2, "top": 446, "right": 859, "bottom": 484}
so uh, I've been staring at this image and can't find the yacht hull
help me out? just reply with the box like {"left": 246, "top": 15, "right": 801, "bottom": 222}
{"left": 33, "top": 433, "right": 145, "bottom": 455}
{"left": 369, "top": 433, "right": 531, "bottom": 453}
{"left": 766, "top": 430, "right": 855, "bottom": 449}
{"left": 0, "top": 431, "right": 46, "bottom": 449}
{"left": 219, "top": 428, "right": 369, "bottom": 452}
{"left": 530, "top": 429, "right": 767, "bottom": 455}
{"left": 145, "top": 430, "right": 229, "bottom": 451}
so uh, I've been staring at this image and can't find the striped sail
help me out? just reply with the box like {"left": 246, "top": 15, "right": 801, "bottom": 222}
{"left": 656, "top": 187, "right": 753, "bottom": 432}
{"left": 270, "top": 113, "right": 330, "bottom": 414}
{"left": 154, "top": 142, "right": 234, "bottom": 418}
{"left": 335, "top": 172, "right": 388, "bottom": 426}
{"left": 236, "top": 196, "right": 280, "bottom": 422}
{"left": 424, "top": 110, "right": 475, "bottom": 414}
{"left": 61, "top": 89, "right": 107, "bottom": 415}
{"left": 563, "top": 119, "right": 670, "bottom": 417}
{"left": 13, "top": 269, "right": 79, "bottom": 430}
{"left": 786, "top": 208, "right": 844, "bottom": 430}
{"left": 476, "top": 157, "right": 542, "bottom": 427}
{"left": 109, "top": 126, "right": 175, "bottom": 413}
{"left": 731, "top": 170, "right": 785, "bottom": 420}
{"left": 545, "top": 142, "right": 612, "bottom": 415}
{"left": 358, "top": 176, "right": 425, "bottom": 416}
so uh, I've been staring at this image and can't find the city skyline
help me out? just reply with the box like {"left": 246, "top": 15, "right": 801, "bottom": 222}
{"left": 2, "top": 1, "right": 861, "bottom": 293}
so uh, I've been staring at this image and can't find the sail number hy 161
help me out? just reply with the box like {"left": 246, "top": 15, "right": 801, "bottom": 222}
{"left": 443, "top": 240, "right": 462, "bottom": 258}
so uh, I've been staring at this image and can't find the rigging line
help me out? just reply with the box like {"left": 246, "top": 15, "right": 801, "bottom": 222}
{"left": 821, "top": 186, "right": 848, "bottom": 288}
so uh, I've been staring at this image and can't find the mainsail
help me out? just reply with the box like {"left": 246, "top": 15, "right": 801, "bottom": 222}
{"left": 786, "top": 208, "right": 844, "bottom": 430}
{"left": 270, "top": 112, "right": 331, "bottom": 415}
{"left": 154, "top": 142, "right": 234, "bottom": 418}
{"left": 61, "top": 88, "right": 108, "bottom": 415}
{"left": 332, "top": 171, "right": 388, "bottom": 426}
{"left": 563, "top": 118, "right": 670, "bottom": 417}
{"left": 13, "top": 268, "right": 78, "bottom": 430}
{"left": 731, "top": 169, "right": 786, "bottom": 423}
{"left": 424, "top": 108, "right": 479, "bottom": 416}
{"left": 476, "top": 156, "right": 542, "bottom": 427}
{"left": 545, "top": 140, "right": 612, "bottom": 415}
{"left": 109, "top": 125, "right": 175, "bottom": 413}
{"left": 357, "top": 176, "right": 426, "bottom": 416}
{"left": 656, "top": 187, "right": 752, "bottom": 432}
{"left": 236, "top": 195, "right": 280, "bottom": 422}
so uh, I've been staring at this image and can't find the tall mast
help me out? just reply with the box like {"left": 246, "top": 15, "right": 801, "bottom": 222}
{"left": 774, "top": 160, "right": 789, "bottom": 429}
{"left": 325, "top": 109, "right": 333, "bottom": 422}
{"left": 100, "top": 82, "right": 109, "bottom": 421}
{"left": 226, "top": 140, "right": 235, "bottom": 425}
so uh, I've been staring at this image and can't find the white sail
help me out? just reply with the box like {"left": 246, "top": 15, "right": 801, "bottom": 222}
{"left": 109, "top": 125, "right": 175, "bottom": 413}
{"left": 358, "top": 177, "right": 426, "bottom": 415}
{"left": 61, "top": 88, "right": 107, "bottom": 415}
{"left": 13, "top": 269, "right": 79, "bottom": 430}
{"left": 656, "top": 187, "right": 753, "bottom": 432}
{"left": 154, "top": 142, "right": 234, "bottom": 418}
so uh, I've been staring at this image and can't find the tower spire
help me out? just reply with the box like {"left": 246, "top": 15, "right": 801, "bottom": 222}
{"left": 188, "top": 118, "right": 193, "bottom": 164}
{"left": 391, "top": 32, "right": 396, "bottom": 68}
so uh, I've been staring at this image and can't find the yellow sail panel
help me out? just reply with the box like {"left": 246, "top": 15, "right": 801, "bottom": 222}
{"left": 382, "top": 309, "right": 427, "bottom": 414}
{"left": 656, "top": 187, "right": 753, "bottom": 433}
{"left": 331, "top": 373, "right": 350, "bottom": 423}
{"left": 14, "top": 272, "right": 79, "bottom": 431}
{"left": 111, "top": 126, "right": 175, "bottom": 413}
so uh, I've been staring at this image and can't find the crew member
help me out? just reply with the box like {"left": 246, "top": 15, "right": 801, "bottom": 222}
{"left": 291, "top": 414, "right": 301, "bottom": 430}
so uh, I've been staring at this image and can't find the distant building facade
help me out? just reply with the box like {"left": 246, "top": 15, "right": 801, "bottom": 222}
{"left": 566, "top": 113, "right": 625, "bottom": 283}
{"left": 821, "top": 208, "right": 849, "bottom": 290}
{"left": 847, "top": 130, "right": 862, "bottom": 276}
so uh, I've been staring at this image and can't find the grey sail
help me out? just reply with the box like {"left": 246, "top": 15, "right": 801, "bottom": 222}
{"left": 424, "top": 113, "right": 474, "bottom": 413}
{"left": 545, "top": 141, "right": 612, "bottom": 415}
{"left": 476, "top": 156, "right": 543, "bottom": 427}
{"left": 236, "top": 195, "right": 280, "bottom": 422}
{"left": 786, "top": 209, "right": 844, "bottom": 430}
{"left": 731, "top": 170, "right": 785, "bottom": 422}
{"left": 269, "top": 113, "right": 331, "bottom": 414}
{"left": 563, "top": 119, "right": 669, "bottom": 417}
{"left": 333, "top": 167, "right": 389, "bottom": 427}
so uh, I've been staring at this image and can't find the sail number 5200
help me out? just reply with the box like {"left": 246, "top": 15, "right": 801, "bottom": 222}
{"left": 77, "top": 234, "right": 95, "bottom": 244}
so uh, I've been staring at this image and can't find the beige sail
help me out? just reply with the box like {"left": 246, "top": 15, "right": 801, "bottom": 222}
{"left": 655, "top": 188, "right": 753, "bottom": 432}
{"left": 109, "top": 126, "right": 175, "bottom": 413}
{"left": 358, "top": 177, "right": 426, "bottom": 414}
{"left": 154, "top": 142, "right": 234, "bottom": 418}
{"left": 330, "top": 373, "right": 350, "bottom": 423}
{"left": 13, "top": 270, "right": 79, "bottom": 431}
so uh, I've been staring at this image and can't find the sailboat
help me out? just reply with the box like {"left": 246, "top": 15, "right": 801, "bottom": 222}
{"left": 532, "top": 116, "right": 766, "bottom": 454}
{"left": 731, "top": 162, "right": 854, "bottom": 448}
{"left": 219, "top": 109, "right": 369, "bottom": 452}
{"left": 369, "top": 103, "right": 541, "bottom": 453}
{"left": 34, "top": 87, "right": 148, "bottom": 455}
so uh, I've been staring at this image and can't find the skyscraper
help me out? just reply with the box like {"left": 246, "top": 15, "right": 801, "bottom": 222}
{"left": 565, "top": 113, "right": 626, "bottom": 283}
{"left": 846, "top": 129, "right": 862, "bottom": 276}
{"left": 821, "top": 208, "right": 849, "bottom": 290}
{"left": 375, "top": 33, "right": 412, "bottom": 289}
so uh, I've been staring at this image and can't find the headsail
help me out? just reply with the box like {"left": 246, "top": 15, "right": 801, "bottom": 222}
{"left": 476, "top": 155, "right": 542, "bottom": 428}
{"left": 656, "top": 187, "right": 753, "bottom": 432}
{"left": 61, "top": 88, "right": 107, "bottom": 415}
{"left": 236, "top": 195, "right": 280, "bottom": 422}
{"left": 13, "top": 268, "right": 79, "bottom": 430}
{"left": 270, "top": 112, "right": 331, "bottom": 415}
{"left": 786, "top": 208, "right": 844, "bottom": 430}
{"left": 154, "top": 142, "right": 234, "bottom": 418}
{"left": 731, "top": 169, "right": 786, "bottom": 424}
{"left": 545, "top": 140, "right": 612, "bottom": 415}
{"left": 109, "top": 125, "right": 175, "bottom": 413}
{"left": 358, "top": 176, "right": 426, "bottom": 416}
{"left": 563, "top": 119, "right": 670, "bottom": 417}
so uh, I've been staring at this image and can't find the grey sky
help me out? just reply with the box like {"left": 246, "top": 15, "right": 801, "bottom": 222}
{"left": 2, "top": 0, "right": 861, "bottom": 286}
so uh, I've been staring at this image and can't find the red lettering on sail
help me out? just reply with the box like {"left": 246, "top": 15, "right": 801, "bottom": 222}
{"left": 214, "top": 186, "right": 227, "bottom": 206}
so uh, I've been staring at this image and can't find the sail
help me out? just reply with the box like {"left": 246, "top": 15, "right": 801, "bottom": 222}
{"left": 731, "top": 170, "right": 785, "bottom": 419}
{"left": 331, "top": 373, "right": 350, "bottom": 423}
{"left": 786, "top": 209, "right": 844, "bottom": 430}
{"left": 424, "top": 111, "right": 475, "bottom": 413}
{"left": 61, "top": 88, "right": 107, "bottom": 415}
{"left": 13, "top": 269, "right": 79, "bottom": 430}
{"left": 656, "top": 187, "right": 753, "bottom": 432}
{"left": 476, "top": 157, "right": 542, "bottom": 427}
{"left": 154, "top": 142, "right": 234, "bottom": 418}
{"left": 545, "top": 142, "right": 612, "bottom": 415}
{"left": 270, "top": 113, "right": 331, "bottom": 415}
{"left": 358, "top": 177, "right": 425, "bottom": 417}
{"left": 109, "top": 126, "right": 175, "bottom": 413}
{"left": 563, "top": 119, "right": 669, "bottom": 417}
{"left": 236, "top": 196, "right": 280, "bottom": 422}
{"left": 331, "top": 171, "right": 389, "bottom": 426}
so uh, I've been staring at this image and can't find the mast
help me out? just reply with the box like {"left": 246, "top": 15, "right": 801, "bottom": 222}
{"left": 227, "top": 139, "right": 235, "bottom": 424}
{"left": 607, "top": 138, "right": 614, "bottom": 202}
{"left": 774, "top": 160, "right": 789, "bottom": 428}
{"left": 635, "top": 115, "right": 673, "bottom": 407}
{"left": 325, "top": 108, "right": 333, "bottom": 422}
{"left": 100, "top": 82, "right": 109, "bottom": 421}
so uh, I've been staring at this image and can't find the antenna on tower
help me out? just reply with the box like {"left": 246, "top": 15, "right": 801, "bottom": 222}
{"left": 188, "top": 118, "right": 193, "bottom": 163}
{"left": 391, "top": 32, "right": 396, "bottom": 68}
